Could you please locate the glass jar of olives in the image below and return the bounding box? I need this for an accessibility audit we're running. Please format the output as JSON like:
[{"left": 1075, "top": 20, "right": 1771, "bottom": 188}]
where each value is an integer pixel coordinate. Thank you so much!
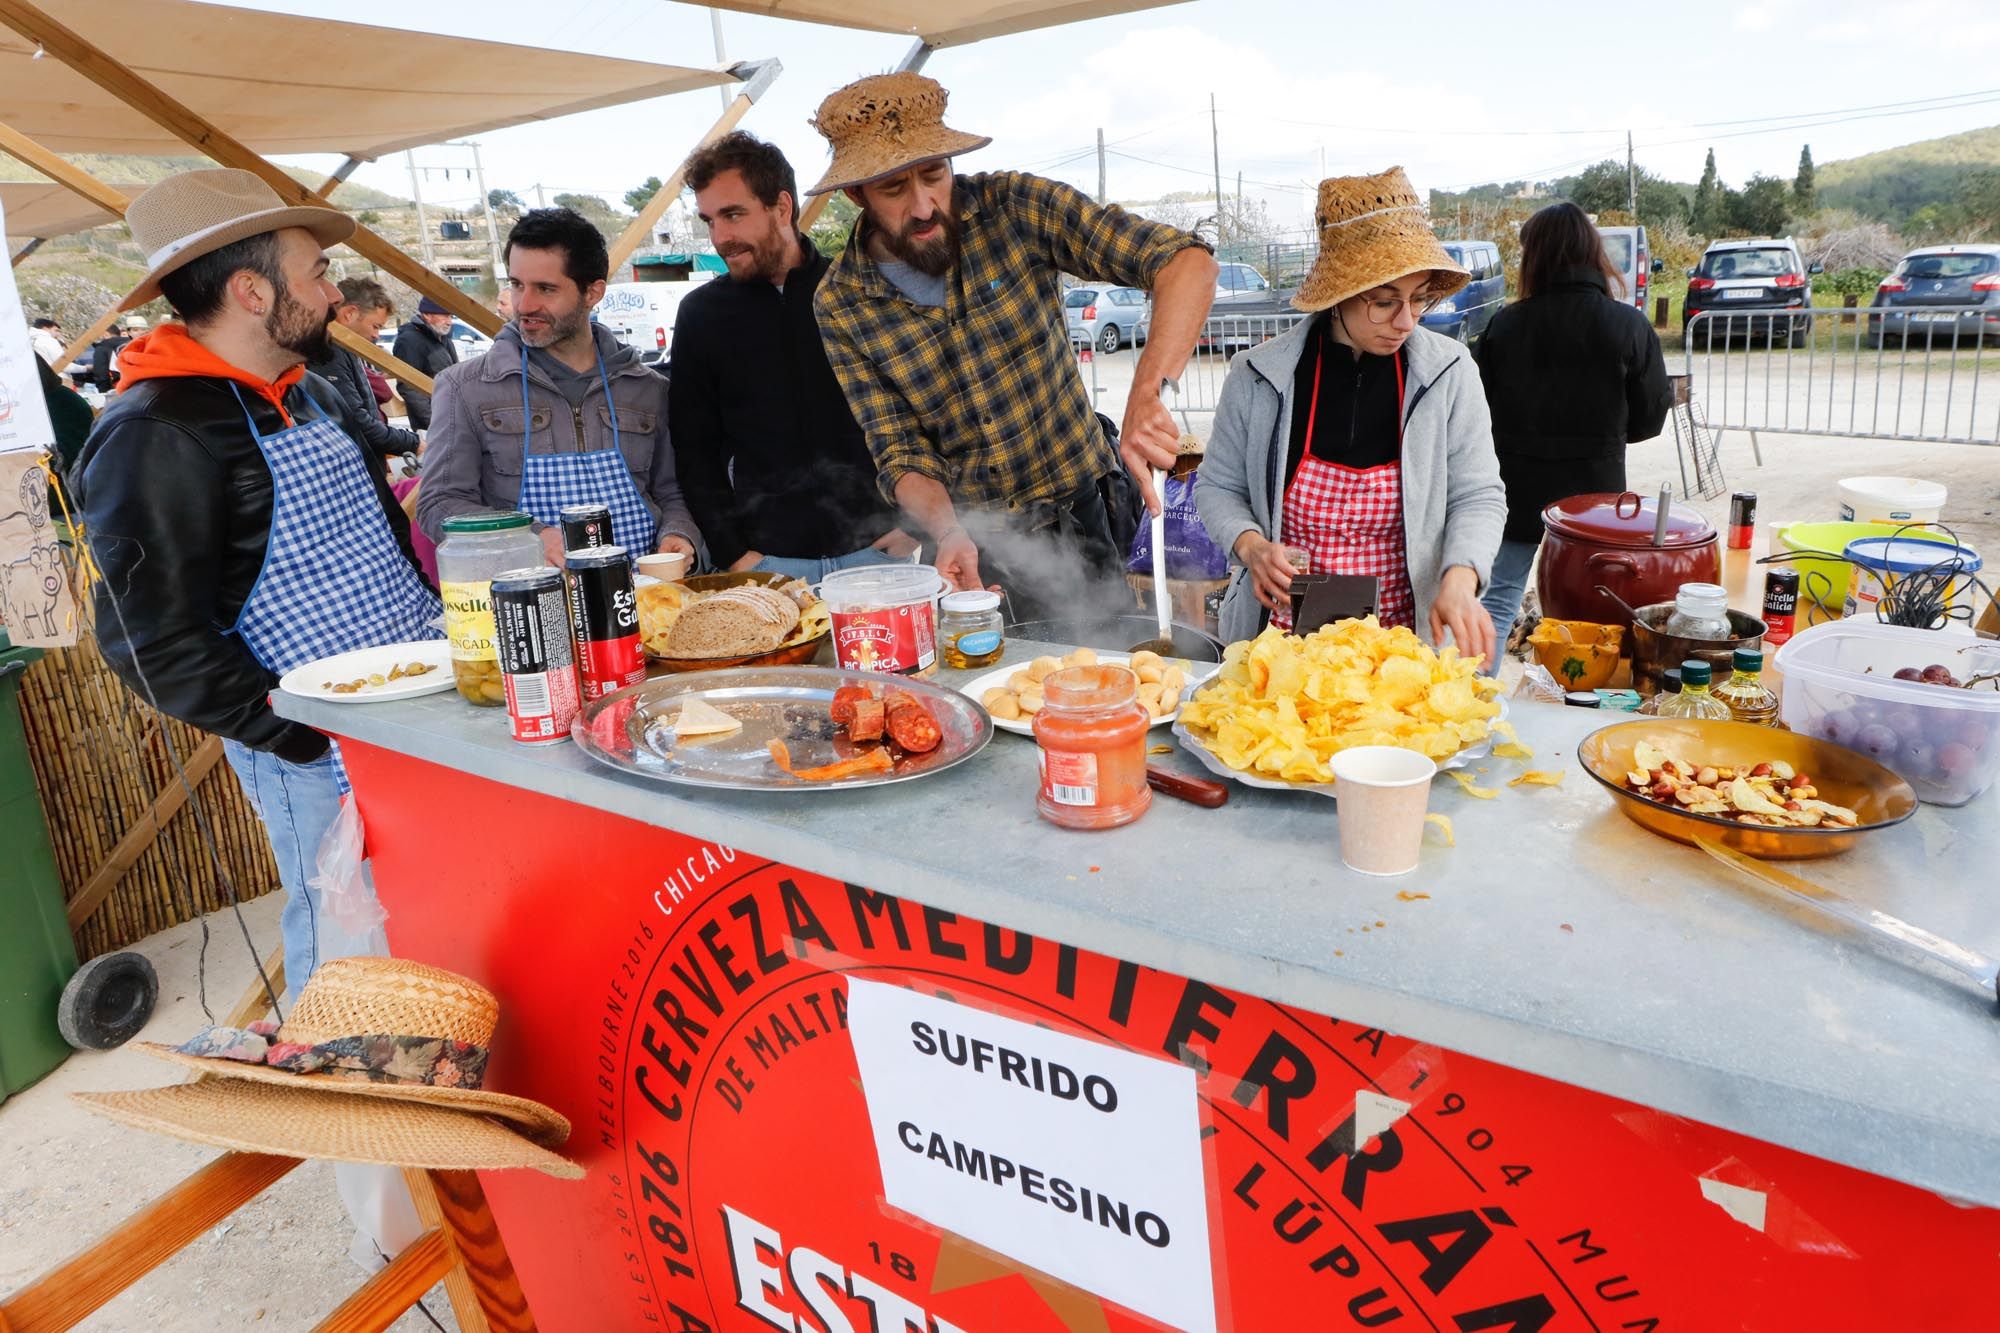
[{"left": 438, "top": 511, "right": 541, "bottom": 706}]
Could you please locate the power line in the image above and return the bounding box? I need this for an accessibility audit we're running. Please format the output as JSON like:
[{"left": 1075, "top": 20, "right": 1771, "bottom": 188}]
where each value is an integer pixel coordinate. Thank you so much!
[{"left": 1104, "top": 148, "right": 1312, "bottom": 195}]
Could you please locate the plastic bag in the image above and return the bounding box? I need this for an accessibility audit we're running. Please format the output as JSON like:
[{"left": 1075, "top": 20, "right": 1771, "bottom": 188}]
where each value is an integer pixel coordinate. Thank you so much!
[
  {"left": 309, "top": 796, "right": 389, "bottom": 962},
  {"left": 306, "top": 800, "right": 423, "bottom": 1269},
  {"left": 1128, "top": 470, "right": 1228, "bottom": 580},
  {"left": 1512, "top": 662, "right": 1568, "bottom": 705}
]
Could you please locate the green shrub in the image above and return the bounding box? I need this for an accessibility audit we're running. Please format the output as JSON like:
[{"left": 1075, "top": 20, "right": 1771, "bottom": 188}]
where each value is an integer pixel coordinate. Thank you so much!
[{"left": 1826, "top": 266, "right": 1887, "bottom": 299}]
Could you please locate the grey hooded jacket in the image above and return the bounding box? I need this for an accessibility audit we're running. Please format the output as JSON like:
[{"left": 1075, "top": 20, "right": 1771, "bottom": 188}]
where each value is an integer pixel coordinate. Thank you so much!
[
  {"left": 415, "top": 322, "right": 699, "bottom": 552},
  {"left": 1194, "top": 321, "right": 1506, "bottom": 646}
]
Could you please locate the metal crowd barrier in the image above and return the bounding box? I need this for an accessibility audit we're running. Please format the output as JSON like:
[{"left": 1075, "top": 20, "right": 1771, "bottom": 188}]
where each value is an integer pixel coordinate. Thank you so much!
[
  {"left": 1683, "top": 305, "right": 2000, "bottom": 454},
  {"left": 1173, "top": 312, "right": 1307, "bottom": 411}
]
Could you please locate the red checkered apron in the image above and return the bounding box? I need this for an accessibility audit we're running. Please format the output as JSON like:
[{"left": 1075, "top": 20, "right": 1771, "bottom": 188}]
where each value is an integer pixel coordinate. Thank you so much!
[{"left": 1272, "top": 346, "right": 1416, "bottom": 630}]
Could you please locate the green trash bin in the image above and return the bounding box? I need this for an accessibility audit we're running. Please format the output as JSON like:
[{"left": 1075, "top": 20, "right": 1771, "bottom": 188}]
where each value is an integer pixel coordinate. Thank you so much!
[{"left": 0, "top": 628, "right": 77, "bottom": 1100}]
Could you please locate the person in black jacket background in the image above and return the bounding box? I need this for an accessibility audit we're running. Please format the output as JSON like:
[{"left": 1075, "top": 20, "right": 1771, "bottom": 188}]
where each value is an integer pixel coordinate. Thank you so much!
[
  {"left": 307, "top": 275, "right": 422, "bottom": 463},
  {"left": 670, "top": 132, "right": 909, "bottom": 579},
  {"left": 1474, "top": 202, "right": 1671, "bottom": 659},
  {"left": 389, "top": 294, "right": 459, "bottom": 430}
]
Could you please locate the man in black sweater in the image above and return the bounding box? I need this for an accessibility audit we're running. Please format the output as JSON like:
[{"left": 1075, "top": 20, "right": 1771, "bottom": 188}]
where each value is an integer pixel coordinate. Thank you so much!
[
  {"left": 307, "top": 276, "right": 423, "bottom": 463},
  {"left": 389, "top": 294, "right": 458, "bottom": 430},
  {"left": 670, "top": 132, "right": 907, "bottom": 578}
]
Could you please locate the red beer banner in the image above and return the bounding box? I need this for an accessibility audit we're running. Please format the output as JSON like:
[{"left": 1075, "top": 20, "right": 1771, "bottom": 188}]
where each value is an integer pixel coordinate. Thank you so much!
[{"left": 348, "top": 742, "right": 1997, "bottom": 1333}]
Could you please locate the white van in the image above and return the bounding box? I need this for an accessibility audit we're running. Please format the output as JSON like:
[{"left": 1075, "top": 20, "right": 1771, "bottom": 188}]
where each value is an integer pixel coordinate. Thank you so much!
[
  {"left": 594, "top": 277, "right": 715, "bottom": 366},
  {"left": 1594, "top": 225, "right": 1655, "bottom": 310}
]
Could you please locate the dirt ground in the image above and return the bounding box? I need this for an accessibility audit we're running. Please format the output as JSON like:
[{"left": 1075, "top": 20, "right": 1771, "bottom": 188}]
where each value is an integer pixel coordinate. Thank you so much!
[{"left": 0, "top": 894, "right": 458, "bottom": 1332}]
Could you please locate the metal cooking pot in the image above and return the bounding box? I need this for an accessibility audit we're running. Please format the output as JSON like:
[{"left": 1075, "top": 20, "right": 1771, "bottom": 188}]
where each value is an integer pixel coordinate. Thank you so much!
[
  {"left": 1007, "top": 616, "right": 1225, "bottom": 663},
  {"left": 1538, "top": 491, "right": 1721, "bottom": 631},
  {"left": 1627, "top": 603, "right": 1767, "bottom": 696}
]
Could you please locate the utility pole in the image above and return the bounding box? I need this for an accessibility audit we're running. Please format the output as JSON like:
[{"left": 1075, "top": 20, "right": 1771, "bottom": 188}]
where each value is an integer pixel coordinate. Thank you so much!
[
  {"left": 1210, "top": 92, "right": 1224, "bottom": 248},
  {"left": 405, "top": 151, "right": 435, "bottom": 268},
  {"left": 534, "top": 182, "right": 546, "bottom": 208},
  {"left": 467, "top": 141, "right": 503, "bottom": 283},
  {"left": 1096, "top": 127, "right": 1106, "bottom": 205},
  {"left": 1627, "top": 130, "right": 1638, "bottom": 218},
  {"left": 710, "top": 10, "right": 730, "bottom": 113}
]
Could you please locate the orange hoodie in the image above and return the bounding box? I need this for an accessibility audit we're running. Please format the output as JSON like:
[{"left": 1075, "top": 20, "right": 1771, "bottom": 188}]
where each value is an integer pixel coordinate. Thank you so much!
[{"left": 115, "top": 324, "right": 305, "bottom": 426}]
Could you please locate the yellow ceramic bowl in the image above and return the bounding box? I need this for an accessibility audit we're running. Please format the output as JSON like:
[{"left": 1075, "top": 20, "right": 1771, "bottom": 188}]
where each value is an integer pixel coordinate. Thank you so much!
[
  {"left": 1528, "top": 618, "right": 1624, "bottom": 692},
  {"left": 1578, "top": 718, "right": 1917, "bottom": 859}
]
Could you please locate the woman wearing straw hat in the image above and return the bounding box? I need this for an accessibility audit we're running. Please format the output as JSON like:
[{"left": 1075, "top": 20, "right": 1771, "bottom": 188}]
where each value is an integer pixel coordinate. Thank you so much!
[{"left": 1196, "top": 168, "right": 1506, "bottom": 662}]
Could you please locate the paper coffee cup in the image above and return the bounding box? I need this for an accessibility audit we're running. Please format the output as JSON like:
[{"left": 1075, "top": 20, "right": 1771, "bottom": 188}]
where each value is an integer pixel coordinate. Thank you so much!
[
  {"left": 1330, "top": 746, "right": 1437, "bottom": 877},
  {"left": 636, "top": 552, "right": 690, "bottom": 582}
]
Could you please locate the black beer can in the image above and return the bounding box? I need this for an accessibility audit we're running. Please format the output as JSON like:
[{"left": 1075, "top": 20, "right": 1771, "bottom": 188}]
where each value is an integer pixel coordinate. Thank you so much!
[
  {"left": 565, "top": 545, "right": 644, "bottom": 700},
  {"left": 492, "top": 567, "right": 579, "bottom": 744},
  {"left": 560, "top": 502, "right": 615, "bottom": 554},
  {"left": 1762, "top": 566, "right": 1801, "bottom": 647},
  {"left": 1728, "top": 492, "right": 1757, "bottom": 550}
]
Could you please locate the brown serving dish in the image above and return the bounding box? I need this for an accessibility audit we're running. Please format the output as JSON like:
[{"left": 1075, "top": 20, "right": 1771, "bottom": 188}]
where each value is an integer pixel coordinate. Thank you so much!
[
  {"left": 645, "top": 571, "right": 832, "bottom": 674},
  {"left": 1578, "top": 717, "right": 1917, "bottom": 859}
]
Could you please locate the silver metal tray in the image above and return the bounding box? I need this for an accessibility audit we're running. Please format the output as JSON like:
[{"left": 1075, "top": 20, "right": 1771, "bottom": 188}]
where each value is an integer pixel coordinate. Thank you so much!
[{"left": 571, "top": 666, "right": 993, "bottom": 792}]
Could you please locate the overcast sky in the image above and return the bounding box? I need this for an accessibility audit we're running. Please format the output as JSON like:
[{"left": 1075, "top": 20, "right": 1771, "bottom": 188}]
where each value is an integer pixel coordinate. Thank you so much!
[{"left": 228, "top": 0, "right": 2000, "bottom": 237}]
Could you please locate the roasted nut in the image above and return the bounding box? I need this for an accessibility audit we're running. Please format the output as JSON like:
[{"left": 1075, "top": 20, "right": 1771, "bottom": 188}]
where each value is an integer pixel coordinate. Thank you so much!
[
  {"left": 1696, "top": 766, "right": 1720, "bottom": 787},
  {"left": 1750, "top": 762, "right": 1774, "bottom": 778}
]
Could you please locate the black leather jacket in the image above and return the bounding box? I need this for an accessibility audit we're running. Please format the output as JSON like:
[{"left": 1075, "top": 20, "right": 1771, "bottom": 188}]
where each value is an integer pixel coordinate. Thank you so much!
[
  {"left": 71, "top": 373, "right": 425, "bottom": 762},
  {"left": 308, "top": 343, "right": 421, "bottom": 460},
  {"left": 389, "top": 318, "right": 458, "bottom": 430}
]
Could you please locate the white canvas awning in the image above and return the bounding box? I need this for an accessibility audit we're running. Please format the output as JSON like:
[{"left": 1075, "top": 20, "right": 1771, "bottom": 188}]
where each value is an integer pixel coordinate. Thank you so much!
[
  {"left": 688, "top": 0, "right": 1185, "bottom": 47},
  {"left": 0, "top": 0, "right": 738, "bottom": 160},
  {"left": 0, "top": 179, "right": 141, "bottom": 240}
]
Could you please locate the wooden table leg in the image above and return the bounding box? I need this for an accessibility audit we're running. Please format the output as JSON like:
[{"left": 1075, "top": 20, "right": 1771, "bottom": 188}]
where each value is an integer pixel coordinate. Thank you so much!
[
  {"left": 403, "top": 1168, "right": 491, "bottom": 1333},
  {"left": 0, "top": 1152, "right": 299, "bottom": 1333},
  {"left": 310, "top": 1230, "right": 452, "bottom": 1333},
  {"left": 424, "top": 1169, "right": 536, "bottom": 1333}
]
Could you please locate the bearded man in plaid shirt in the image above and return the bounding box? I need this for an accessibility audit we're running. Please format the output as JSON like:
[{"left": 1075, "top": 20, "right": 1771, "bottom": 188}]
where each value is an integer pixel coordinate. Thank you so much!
[{"left": 808, "top": 72, "right": 1217, "bottom": 622}]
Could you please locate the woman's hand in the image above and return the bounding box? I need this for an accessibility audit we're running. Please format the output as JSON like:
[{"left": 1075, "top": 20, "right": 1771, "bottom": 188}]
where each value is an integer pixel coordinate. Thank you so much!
[
  {"left": 1234, "top": 531, "right": 1295, "bottom": 613},
  {"left": 1429, "top": 565, "right": 1496, "bottom": 666}
]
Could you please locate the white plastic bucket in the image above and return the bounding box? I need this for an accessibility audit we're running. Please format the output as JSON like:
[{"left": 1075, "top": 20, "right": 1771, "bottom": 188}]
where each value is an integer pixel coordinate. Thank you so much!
[
  {"left": 820, "top": 563, "right": 946, "bottom": 677},
  {"left": 1841, "top": 536, "right": 1983, "bottom": 621},
  {"left": 1837, "top": 476, "right": 1947, "bottom": 525}
]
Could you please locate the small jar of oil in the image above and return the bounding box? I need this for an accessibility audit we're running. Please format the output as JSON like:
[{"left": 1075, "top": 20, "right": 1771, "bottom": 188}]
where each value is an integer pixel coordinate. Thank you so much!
[{"left": 940, "top": 590, "right": 1005, "bottom": 669}]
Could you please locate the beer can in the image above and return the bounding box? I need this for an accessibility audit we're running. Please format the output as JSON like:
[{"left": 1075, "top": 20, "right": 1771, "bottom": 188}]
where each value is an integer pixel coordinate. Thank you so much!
[
  {"left": 565, "top": 545, "right": 645, "bottom": 700},
  {"left": 492, "top": 567, "right": 580, "bottom": 745},
  {"left": 560, "top": 502, "right": 614, "bottom": 554},
  {"left": 1761, "top": 566, "right": 1801, "bottom": 647},
  {"left": 1728, "top": 492, "right": 1757, "bottom": 550}
]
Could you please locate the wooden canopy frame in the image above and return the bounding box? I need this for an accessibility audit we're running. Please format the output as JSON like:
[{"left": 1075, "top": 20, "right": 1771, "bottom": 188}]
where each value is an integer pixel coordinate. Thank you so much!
[{"left": 0, "top": 0, "right": 781, "bottom": 387}]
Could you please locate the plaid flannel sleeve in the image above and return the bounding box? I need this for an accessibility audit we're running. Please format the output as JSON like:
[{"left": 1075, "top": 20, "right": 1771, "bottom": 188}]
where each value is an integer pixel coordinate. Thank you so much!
[
  {"left": 1001, "top": 171, "right": 1208, "bottom": 291},
  {"left": 816, "top": 292, "right": 944, "bottom": 504}
]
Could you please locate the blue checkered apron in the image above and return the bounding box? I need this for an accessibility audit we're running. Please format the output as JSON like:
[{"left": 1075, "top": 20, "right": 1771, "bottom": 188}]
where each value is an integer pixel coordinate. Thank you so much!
[
  {"left": 228, "top": 384, "right": 444, "bottom": 789},
  {"left": 511, "top": 344, "right": 658, "bottom": 555}
]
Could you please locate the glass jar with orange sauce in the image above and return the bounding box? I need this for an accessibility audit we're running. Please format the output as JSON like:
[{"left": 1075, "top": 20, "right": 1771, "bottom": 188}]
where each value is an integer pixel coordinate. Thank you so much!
[{"left": 1031, "top": 664, "right": 1152, "bottom": 829}]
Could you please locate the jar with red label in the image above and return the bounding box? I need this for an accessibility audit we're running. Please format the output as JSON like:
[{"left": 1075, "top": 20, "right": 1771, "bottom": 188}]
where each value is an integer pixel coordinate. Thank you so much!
[{"left": 1032, "top": 665, "right": 1152, "bottom": 830}]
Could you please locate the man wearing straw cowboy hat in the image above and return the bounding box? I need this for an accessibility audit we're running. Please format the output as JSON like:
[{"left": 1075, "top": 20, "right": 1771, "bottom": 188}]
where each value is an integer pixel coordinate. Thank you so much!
[
  {"left": 73, "top": 169, "right": 440, "bottom": 1002},
  {"left": 1195, "top": 167, "right": 1505, "bottom": 662},
  {"left": 808, "top": 72, "right": 1218, "bottom": 621}
]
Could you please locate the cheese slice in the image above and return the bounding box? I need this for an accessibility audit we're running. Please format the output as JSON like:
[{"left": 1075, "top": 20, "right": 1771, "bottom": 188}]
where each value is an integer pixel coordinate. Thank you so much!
[{"left": 674, "top": 697, "right": 743, "bottom": 739}]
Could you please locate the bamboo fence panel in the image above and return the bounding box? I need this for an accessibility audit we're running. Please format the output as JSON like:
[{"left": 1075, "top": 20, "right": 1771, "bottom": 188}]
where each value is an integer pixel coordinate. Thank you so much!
[{"left": 15, "top": 622, "right": 279, "bottom": 960}]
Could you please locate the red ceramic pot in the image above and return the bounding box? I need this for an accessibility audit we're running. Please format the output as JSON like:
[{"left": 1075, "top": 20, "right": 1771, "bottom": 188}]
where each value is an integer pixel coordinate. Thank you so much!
[{"left": 1537, "top": 492, "right": 1720, "bottom": 630}]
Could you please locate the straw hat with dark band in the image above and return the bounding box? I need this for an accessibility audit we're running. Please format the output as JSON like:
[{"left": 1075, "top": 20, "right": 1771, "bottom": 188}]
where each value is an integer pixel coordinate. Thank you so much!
[
  {"left": 75, "top": 957, "right": 580, "bottom": 1178},
  {"left": 807, "top": 72, "right": 992, "bottom": 196},
  {"left": 123, "top": 167, "right": 354, "bottom": 310},
  {"left": 1292, "top": 166, "right": 1469, "bottom": 314}
]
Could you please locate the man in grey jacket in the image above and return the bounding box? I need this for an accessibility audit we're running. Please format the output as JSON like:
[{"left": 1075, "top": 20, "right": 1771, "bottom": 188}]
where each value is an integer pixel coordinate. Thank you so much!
[{"left": 416, "top": 208, "right": 699, "bottom": 565}]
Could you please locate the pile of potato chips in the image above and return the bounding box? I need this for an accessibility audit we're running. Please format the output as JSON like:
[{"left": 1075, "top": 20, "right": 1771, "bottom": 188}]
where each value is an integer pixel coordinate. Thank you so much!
[{"left": 1179, "top": 619, "right": 1503, "bottom": 783}]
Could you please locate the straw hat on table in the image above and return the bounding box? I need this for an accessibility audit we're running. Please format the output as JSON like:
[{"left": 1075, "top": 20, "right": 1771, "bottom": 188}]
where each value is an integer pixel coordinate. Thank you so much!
[
  {"left": 1292, "top": 166, "right": 1470, "bottom": 314},
  {"left": 806, "top": 72, "right": 992, "bottom": 196},
  {"left": 74, "top": 956, "right": 581, "bottom": 1179},
  {"left": 121, "top": 167, "right": 354, "bottom": 311}
]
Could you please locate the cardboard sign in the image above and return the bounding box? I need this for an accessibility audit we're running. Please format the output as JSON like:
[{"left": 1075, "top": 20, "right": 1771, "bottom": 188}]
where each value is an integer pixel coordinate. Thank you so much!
[
  {"left": 0, "top": 200, "right": 57, "bottom": 458},
  {"left": 849, "top": 977, "right": 1216, "bottom": 1333},
  {"left": 0, "top": 450, "right": 76, "bottom": 646}
]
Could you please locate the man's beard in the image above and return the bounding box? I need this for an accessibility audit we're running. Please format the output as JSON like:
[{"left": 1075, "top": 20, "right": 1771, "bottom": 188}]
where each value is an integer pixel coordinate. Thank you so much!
[
  {"left": 275, "top": 288, "right": 331, "bottom": 361},
  {"left": 720, "top": 222, "right": 791, "bottom": 285},
  {"left": 877, "top": 198, "right": 960, "bottom": 278},
  {"left": 515, "top": 303, "right": 589, "bottom": 350}
]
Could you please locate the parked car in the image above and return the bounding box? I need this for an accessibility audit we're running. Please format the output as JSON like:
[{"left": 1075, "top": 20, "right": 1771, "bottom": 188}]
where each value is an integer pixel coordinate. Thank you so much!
[
  {"left": 1867, "top": 245, "right": 2000, "bottom": 348},
  {"left": 1684, "top": 238, "right": 1821, "bottom": 346},
  {"left": 1064, "top": 285, "right": 1151, "bottom": 353},
  {"left": 1596, "top": 225, "right": 1662, "bottom": 311},
  {"left": 1211, "top": 262, "right": 1275, "bottom": 307},
  {"left": 1420, "top": 240, "right": 1504, "bottom": 344},
  {"left": 376, "top": 318, "right": 494, "bottom": 362},
  {"left": 595, "top": 278, "right": 715, "bottom": 366}
]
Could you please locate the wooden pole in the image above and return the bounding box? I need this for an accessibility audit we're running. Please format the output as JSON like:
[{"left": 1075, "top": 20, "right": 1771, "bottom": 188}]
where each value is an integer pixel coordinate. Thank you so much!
[
  {"left": 49, "top": 305, "right": 122, "bottom": 377},
  {"left": 0, "top": 1153, "right": 299, "bottom": 1332},
  {"left": 329, "top": 321, "right": 434, "bottom": 398},
  {"left": 605, "top": 58, "right": 780, "bottom": 274},
  {"left": 0, "top": 119, "right": 131, "bottom": 215},
  {"left": 9, "top": 236, "right": 41, "bottom": 266},
  {"left": 65, "top": 734, "right": 223, "bottom": 930},
  {"left": 310, "top": 1230, "right": 454, "bottom": 1333},
  {"left": 0, "top": 0, "right": 501, "bottom": 336}
]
